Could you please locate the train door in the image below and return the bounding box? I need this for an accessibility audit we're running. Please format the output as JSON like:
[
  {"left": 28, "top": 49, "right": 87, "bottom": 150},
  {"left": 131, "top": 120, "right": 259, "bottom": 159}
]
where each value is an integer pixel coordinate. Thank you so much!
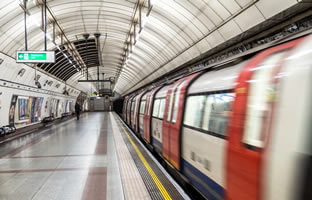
[
  {"left": 162, "top": 73, "right": 200, "bottom": 170},
  {"left": 143, "top": 94, "right": 151, "bottom": 142},
  {"left": 226, "top": 39, "right": 302, "bottom": 200},
  {"left": 134, "top": 91, "right": 146, "bottom": 134},
  {"left": 123, "top": 96, "right": 128, "bottom": 120},
  {"left": 132, "top": 96, "right": 138, "bottom": 130},
  {"left": 130, "top": 98, "right": 136, "bottom": 127},
  {"left": 127, "top": 96, "right": 134, "bottom": 125},
  {"left": 143, "top": 87, "right": 160, "bottom": 143}
]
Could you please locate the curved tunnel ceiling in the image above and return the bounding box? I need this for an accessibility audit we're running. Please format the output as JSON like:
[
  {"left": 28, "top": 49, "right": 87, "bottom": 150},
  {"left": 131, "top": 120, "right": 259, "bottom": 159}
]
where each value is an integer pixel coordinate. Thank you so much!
[{"left": 0, "top": 0, "right": 304, "bottom": 95}]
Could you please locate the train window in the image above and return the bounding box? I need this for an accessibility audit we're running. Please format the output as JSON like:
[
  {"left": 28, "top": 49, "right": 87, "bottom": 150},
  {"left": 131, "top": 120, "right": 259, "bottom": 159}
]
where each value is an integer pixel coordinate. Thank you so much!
[
  {"left": 148, "top": 97, "right": 153, "bottom": 116},
  {"left": 145, "top": 98, "right": 150, "bottom": 115},
  {"left": 131, "top": 102, "right": 135, "bottom": 111},
  {"left": 128, "top": 102, "right": 131, "bottom": 111},
  {"left": 135, "top": 100, "right": 140, "bottom": 113},
  {"left": 152, "top": 99, "right": 160, "bottom": 118},
  {"left": 243, "top": 51, "right": 286, "bottom": 148},
  {"left": 140, "top": 101, "right": 146, "bottom": 115},
  {"left": 134, "top": 99, "right": 139, "bottom": 122},
  {"left": 184, "top": 95, "right": 207, "bottom": 129},
  {"left": 167, "top": 89, "right": 176, "bottom": 122},
  {"left": 203, "top": 93, "right": 235, "bottom": 136},
  {"left": 158, "top": 99, "right": 166, "bottom": 119},
  {"left": 172, "top": 81, "right": 187, "bottom": 123}
]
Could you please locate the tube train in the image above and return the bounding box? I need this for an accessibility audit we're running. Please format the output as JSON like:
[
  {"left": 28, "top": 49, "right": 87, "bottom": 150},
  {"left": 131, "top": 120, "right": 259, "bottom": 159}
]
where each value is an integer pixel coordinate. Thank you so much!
[{"left": 122, "top": 35, "right": 312, "bottom": 200}]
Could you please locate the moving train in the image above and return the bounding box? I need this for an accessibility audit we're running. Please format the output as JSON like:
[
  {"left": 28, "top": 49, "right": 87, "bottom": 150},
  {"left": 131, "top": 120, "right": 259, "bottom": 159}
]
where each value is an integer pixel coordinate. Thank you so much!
[{"left": 122, "top": 35, "right": 312, "bottom": 200}]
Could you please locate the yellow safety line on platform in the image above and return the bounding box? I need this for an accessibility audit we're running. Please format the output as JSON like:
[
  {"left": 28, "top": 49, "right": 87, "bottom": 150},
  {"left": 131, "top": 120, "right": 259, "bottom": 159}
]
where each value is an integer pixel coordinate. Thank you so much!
[{"left": 116, "top": 117, "right": 173, "bottom": 200}]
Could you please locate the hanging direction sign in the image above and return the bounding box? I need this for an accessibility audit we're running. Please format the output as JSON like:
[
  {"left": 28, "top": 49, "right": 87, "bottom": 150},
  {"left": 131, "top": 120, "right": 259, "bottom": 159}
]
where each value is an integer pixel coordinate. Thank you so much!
[{"left": 16, "top": 51, "right": 55, "bottom": 63}]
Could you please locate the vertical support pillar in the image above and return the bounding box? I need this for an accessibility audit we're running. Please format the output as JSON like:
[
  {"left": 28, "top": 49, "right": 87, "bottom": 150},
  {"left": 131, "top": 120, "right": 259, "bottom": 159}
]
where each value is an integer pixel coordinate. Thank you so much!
[
  {"left": 134, "top": 23, "right": 137, "bottom": 44},
  {"left": 130, "top": 35, "right": 133, "bottom": 53},
  {"left": 94, "top": 33, "right": 101, "bottom": 82},
  {"left": 83, "top": 34, "right": 90, "bottom": 81},
  {"left": 24, "top": 0, "right": 28, "bottom": 51},
  {"left": 52, "top": 22, "right": 56, "bottom": 43},
  {"left": 41, "top": 4, "right": 44, "bottom": 30},
  {"left": 139, "top": 5, "right": 142, "bottom": 31},
  {"left": 44, "top": 0, "right": 47, "bottom": 51},
  {"left": 148, "top": 0, "right": 153, "bottom": 13}
]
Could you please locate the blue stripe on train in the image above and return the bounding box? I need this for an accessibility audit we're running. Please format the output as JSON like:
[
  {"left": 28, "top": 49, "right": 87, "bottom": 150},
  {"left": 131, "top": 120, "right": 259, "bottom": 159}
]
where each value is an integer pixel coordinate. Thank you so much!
[
  {"left": 151, "top": 137, "right": 162, "bottom": 155},
  {"left": 181, "top": 159, "right": 224, "bottom": 200}
]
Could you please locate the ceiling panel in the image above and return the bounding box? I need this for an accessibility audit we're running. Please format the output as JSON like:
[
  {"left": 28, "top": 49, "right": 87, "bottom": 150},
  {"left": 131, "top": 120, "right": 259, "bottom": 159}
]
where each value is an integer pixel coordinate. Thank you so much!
[{"left": 0, "top": 0, "right": 304, "bottom": 95}]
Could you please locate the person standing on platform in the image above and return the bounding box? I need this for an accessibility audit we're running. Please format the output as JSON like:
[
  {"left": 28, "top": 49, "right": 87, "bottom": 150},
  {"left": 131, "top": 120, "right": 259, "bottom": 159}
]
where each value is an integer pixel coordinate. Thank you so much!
[{"left": 75, "top": 102, "right": 81, "bottom": 120}]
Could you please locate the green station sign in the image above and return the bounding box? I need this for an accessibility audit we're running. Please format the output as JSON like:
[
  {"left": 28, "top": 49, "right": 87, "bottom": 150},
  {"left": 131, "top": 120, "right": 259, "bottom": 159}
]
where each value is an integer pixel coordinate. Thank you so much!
[
  {"left": 16, "top": 51, "right": 55, "bottom": 63},
  {"left": 18, "top": 53, "right": 47, "bottom": 60}
]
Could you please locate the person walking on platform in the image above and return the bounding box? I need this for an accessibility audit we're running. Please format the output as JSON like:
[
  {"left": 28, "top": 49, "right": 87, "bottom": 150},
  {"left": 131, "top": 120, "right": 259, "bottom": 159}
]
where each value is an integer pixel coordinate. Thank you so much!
[{"left": 75, "top": 102, "right": 81, "bottom": 120}]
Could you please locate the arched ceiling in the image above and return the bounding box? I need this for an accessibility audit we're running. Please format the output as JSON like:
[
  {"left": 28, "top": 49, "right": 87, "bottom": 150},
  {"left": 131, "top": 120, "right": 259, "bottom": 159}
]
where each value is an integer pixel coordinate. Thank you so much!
[{"left": 0, "top": 0, "right": 304, "bottom": 95}]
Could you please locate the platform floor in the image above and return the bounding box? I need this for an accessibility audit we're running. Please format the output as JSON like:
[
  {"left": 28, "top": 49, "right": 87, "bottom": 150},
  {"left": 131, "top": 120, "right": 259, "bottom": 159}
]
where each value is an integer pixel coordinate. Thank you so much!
[{"left": 0, "top": 112, "right": 189, "bottom": 200}]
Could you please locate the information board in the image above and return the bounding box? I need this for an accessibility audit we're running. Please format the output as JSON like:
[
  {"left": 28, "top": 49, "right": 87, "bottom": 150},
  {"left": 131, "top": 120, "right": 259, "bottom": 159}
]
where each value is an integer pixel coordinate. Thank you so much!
[{"left": 16, "top": 51, "right": 55, "bottom": 63}]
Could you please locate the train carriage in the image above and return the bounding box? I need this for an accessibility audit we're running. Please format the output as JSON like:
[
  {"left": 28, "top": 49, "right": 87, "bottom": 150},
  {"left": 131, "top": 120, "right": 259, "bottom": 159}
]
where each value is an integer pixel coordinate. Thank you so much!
[
  {"left": 180, "top": 63, "right": 246, "bottom": 200},
  {"left": 123, "top": 96, "right": 129, "bottom": 120},
  {"left": 226, "top": 38, "right": 306, "bottom": 200},
  {"left": 130, "top": 95, "right": 137, "bottom": 128},
  {"left": 261, "top": 36, "right": 312, "bottom": 200},
  {"left": 162, "top": 73, "right": 201, "bottom": 170},
  {"left": 121, "top": 35, "right": 312, "bottom": 200},
  {"left": 126, "top": 95, "right": 135, "bottom": 125},
  {"left": 132, "top": 90, "right": 147, "bottom": 134},
  {"left": 143, "top": 87, "right": 161, "bottom": 143},
  {"left": 150, "top": 85, "right": 171, "bottom": 155},
  {"left": 139, "top": 90, "right": 151, "bottom": 138}
]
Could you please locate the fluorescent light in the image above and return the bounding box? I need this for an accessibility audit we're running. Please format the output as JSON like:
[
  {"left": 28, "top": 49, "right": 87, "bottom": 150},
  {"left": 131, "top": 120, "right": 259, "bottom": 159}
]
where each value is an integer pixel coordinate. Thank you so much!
[
  {"left": 135, "top": 33, "right": 140, "bottom": 41},
  {"left": 46, "top": 33, "right": 52, "bottom": 41},
  {"left": 142, "top": 16, "right": 149, "bottom": 28},
  {"left": 28, "top": 15, "right": 41, "bottom": 27},
  {"left": 150, "top": 0, "right": 155, "bottom": 6},
  {"left": 16, "top": 0, "right": 23, "bottom": 6}
]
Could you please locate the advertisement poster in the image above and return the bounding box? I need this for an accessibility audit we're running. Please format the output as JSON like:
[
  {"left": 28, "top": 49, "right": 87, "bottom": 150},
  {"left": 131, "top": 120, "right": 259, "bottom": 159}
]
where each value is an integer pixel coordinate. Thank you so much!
[
  {"left": 45, "top": 99, "right": 48, "bottom": 114},
  {"left": 18, "top": 97, "right": 29, "bottom": 120},
  {"left": 49, "top": 99, "right": 54, "bottom": 117},
  {"left": 27, "top": 97, "right": 33, "bottom": 121},
  {"left": 34, "top": 98, "right": 40, "bottom": 122},
  {"left": 51, "top": 99, "right": 56, "bottom": 117},
  {"left": 9, "top": 95, "right": 18, "bottom": 126},
  {"left": 31, "top": 97, "right": 36, "bottom": 123},
  {"left": 55, "top": 100, "right": 59, "bottom": 117},
  {"left": 38, "top": 98, "right": 44, "bottom": 120},
  {"left": 68, "top": 101, "right": 72, "bottom": 112},
  {"left": 65, "top": 101, "right": 68, "bottom": 113}
]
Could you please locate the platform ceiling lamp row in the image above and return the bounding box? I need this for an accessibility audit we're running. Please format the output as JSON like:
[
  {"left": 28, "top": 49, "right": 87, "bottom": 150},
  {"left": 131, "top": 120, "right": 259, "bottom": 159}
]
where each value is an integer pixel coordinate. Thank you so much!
[{"left": 116, "top": 0, "right": 156, "bottom": 83}]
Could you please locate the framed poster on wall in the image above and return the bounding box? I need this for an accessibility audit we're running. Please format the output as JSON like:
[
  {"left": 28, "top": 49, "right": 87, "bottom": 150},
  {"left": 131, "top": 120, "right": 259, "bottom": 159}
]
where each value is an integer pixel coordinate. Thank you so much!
[
  {"left": 27, "top": 97, "right": 33, "bottom": 121},
  {"left": 55, "top": 100, "right": 59, "bottom": 118},
  {"left": 38, "top": 98, "right": 44, "bottom": 120},
  {"left": 9, "top": 95, "right": 18, "bottom": 126},
  {"left": 18, "top": 96, "right": 29, "bottom": 121},
  {"left": 31, "top": 97, "right": 36, "bottom": 123}
]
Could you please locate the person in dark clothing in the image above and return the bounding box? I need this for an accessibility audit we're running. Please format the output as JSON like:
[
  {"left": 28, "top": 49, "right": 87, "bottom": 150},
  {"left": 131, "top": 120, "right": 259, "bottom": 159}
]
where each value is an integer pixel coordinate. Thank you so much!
[{"left": 75, "top": 102, "right": 81, "bottom": 120}]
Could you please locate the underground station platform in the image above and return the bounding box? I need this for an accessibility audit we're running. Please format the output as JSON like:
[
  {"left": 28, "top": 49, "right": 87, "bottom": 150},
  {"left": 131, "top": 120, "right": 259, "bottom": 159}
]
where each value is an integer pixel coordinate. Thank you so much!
[{"left": 0, "top": 112, "right": 190, "bottom": 200}]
